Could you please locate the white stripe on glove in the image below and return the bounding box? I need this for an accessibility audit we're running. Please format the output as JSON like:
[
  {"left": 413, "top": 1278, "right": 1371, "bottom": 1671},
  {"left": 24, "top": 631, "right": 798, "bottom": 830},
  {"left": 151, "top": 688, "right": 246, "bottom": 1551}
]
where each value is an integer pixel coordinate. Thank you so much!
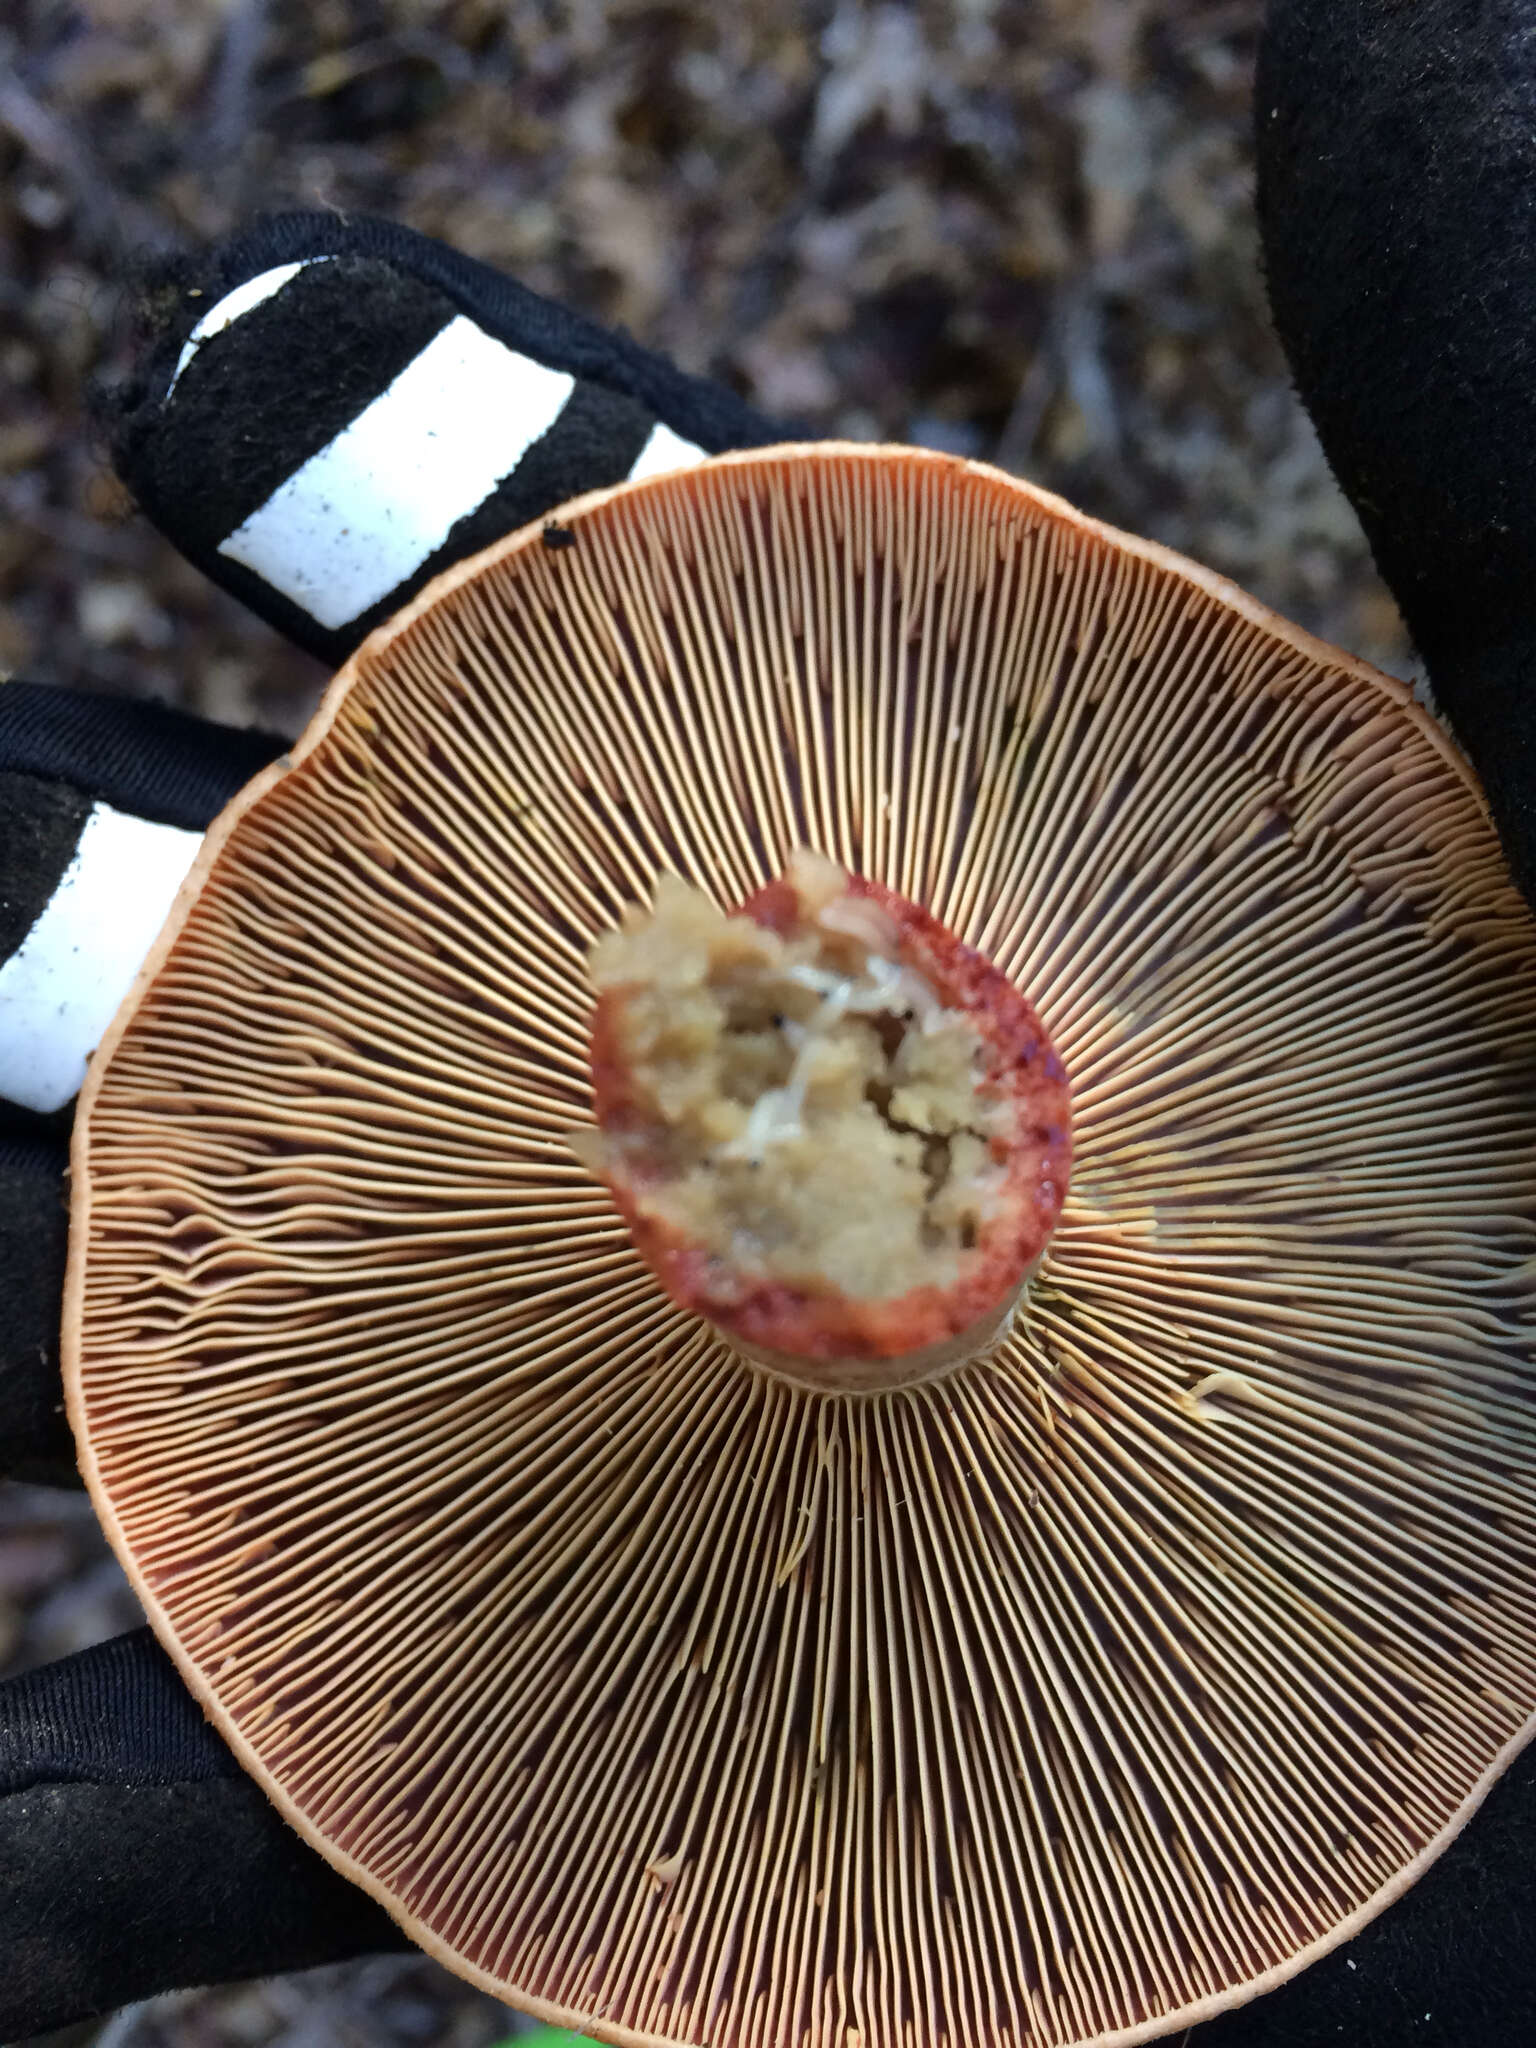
[
  {"left": 217, "top": 315, "right": 577, "bottom": 631},
  {"left": 0, "top": 804, "right": 202, "bottom": 1115}
]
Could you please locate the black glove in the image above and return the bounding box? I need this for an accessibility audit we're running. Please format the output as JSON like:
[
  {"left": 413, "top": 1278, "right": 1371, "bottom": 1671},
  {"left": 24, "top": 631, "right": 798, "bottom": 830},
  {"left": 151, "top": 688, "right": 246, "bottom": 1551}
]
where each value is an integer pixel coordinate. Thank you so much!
[
  {"left": 1208, "top": 10, "right": 1536, "bottom": 2040},
  {"left": 0, "top": 209, "right": 783, "bottom": 2036},
  {"left": 1255, "top": 0, "right": 1536, "bottom": 911}
]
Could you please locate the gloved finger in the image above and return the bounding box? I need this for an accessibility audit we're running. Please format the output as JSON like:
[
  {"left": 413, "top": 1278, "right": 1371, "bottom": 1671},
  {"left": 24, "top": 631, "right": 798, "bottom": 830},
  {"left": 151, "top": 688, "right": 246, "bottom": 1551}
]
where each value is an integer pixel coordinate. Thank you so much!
[
  {"left": 0, "top": 680, "right": 287, "bottom": 1121},
  {"left": 0, "top": 1628, "right": 409, "bottom": 2036},
  {"left": 0, "top": 1132, "right": 71, "bottom": 1481},
  {"left": 1255, "top": 0, "right": 1536, "bottom": 907},
  {"left": 105, "top": 211, "right": 793, "bottom": 670},
  {"left": 0, "top": 680, "right": 287, "bottom": 1479}
]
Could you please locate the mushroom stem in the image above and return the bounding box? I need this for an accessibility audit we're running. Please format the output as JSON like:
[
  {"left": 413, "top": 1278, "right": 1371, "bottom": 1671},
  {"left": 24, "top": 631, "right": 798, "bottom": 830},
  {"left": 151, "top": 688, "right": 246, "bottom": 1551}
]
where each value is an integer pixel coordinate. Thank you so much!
[
  {"left": 576, "top": 850, "right": 1071, "bottom": 1392},
  {"left": 730, "top": 1283, "right": 1028, "bottom": 1393}
]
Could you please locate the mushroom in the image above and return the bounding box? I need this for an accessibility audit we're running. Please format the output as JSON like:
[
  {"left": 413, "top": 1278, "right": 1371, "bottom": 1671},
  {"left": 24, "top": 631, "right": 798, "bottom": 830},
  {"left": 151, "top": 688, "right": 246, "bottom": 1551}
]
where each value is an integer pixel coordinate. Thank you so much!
[{"left": 65, "top": 446, "right": 1536, "bottom": 2048}]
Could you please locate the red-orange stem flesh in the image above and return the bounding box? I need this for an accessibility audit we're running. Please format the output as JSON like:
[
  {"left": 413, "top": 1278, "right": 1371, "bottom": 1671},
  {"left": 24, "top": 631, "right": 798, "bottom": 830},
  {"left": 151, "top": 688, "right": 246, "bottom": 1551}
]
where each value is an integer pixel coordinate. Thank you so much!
[{"left": 575, "top": 851, "right": 1071, "bottom": 1391}]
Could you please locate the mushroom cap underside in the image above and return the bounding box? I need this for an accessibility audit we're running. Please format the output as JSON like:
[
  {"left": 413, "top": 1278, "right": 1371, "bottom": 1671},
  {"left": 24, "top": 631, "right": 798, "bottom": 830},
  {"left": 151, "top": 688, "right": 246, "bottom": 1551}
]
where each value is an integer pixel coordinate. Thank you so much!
[{"left": 66, "top": 446, "right": 1536, "bottom": 2048}]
